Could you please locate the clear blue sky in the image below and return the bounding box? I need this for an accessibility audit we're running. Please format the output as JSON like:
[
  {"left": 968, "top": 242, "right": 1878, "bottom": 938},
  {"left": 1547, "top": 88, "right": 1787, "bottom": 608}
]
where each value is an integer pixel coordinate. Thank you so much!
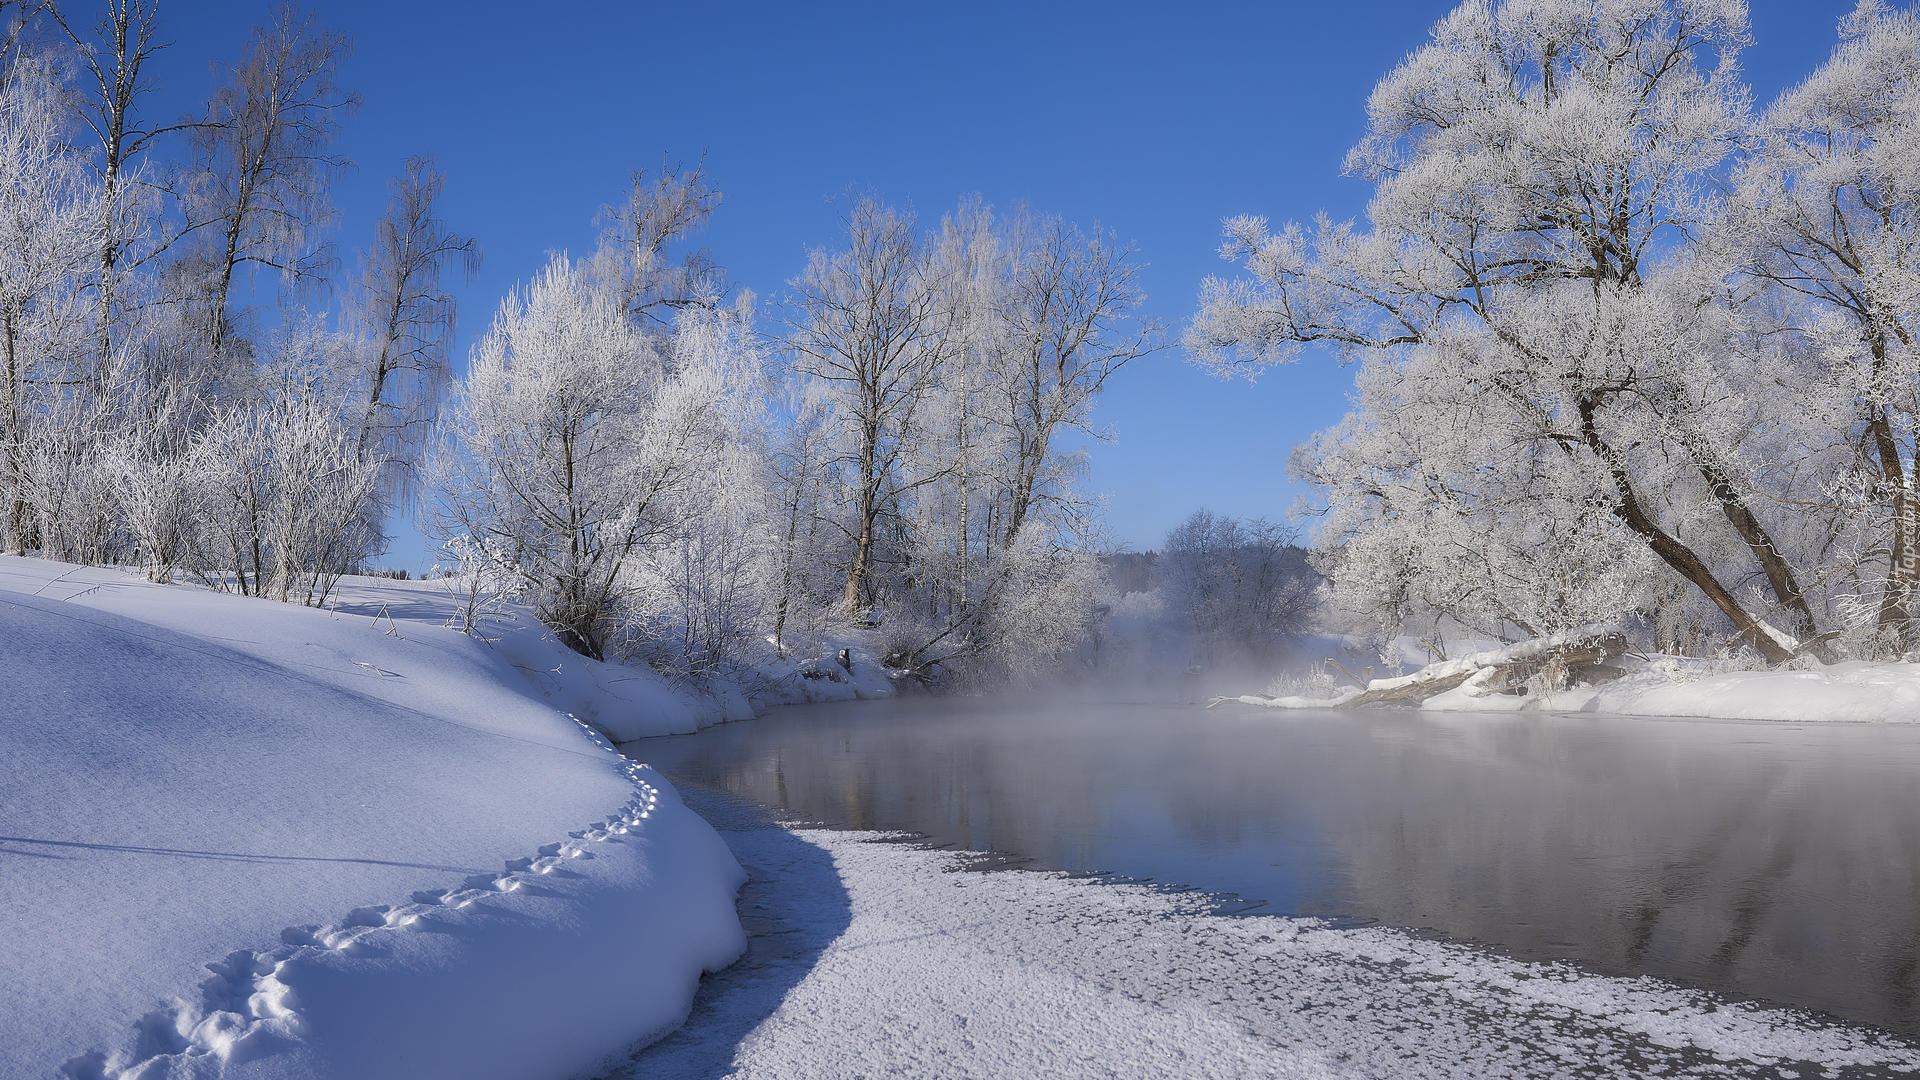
[{"left": 146, "top": 1, "right": 1858, "bottom": 571}]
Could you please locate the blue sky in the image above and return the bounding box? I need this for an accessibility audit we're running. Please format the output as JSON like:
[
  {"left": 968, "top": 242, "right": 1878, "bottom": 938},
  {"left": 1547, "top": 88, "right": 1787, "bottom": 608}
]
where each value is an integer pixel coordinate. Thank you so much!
[{"left": 148, "top": 1, "right": 1858, "bottom": 571}]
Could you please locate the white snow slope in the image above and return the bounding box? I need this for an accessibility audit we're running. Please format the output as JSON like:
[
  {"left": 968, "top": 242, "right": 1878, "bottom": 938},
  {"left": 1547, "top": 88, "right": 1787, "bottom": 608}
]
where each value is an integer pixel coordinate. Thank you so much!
[{"left": 0, "top": 556, "right": 747, "bottom": 1079}]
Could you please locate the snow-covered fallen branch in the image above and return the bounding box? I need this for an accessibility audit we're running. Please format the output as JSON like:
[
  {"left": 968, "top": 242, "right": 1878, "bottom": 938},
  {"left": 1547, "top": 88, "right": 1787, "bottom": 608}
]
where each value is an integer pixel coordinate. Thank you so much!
[{"left": 1214, "top": 625, "right": 1627, "bottom": 710}]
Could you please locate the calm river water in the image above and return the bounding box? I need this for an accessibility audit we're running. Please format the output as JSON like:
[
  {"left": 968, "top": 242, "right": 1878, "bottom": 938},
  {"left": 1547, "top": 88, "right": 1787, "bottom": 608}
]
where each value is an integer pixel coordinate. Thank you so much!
[{"left": 629, "top": 697, "right": 1920, "bottom": 1034}]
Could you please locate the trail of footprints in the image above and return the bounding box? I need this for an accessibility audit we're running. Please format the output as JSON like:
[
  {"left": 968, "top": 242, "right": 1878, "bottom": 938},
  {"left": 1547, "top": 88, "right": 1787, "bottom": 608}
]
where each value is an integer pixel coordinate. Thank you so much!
[{"left": 70, "top": 716, "right": 659, "bottom": 1080}]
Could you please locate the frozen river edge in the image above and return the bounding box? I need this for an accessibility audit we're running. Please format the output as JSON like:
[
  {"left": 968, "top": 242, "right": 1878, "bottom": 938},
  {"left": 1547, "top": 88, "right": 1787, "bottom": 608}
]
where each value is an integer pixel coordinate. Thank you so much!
[{"left": 614, "top": 785, "right": 1920, "bottom": 1080}]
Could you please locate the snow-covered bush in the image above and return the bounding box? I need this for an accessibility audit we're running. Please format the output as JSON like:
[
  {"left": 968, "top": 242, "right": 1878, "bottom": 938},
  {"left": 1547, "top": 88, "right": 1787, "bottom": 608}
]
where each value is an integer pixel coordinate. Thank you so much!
[
  {"left": 256, "top": 340, "right": 381, "bottom": 605},
  {"left": 433, "top": 532, "right": 520, "bottom": 638}
]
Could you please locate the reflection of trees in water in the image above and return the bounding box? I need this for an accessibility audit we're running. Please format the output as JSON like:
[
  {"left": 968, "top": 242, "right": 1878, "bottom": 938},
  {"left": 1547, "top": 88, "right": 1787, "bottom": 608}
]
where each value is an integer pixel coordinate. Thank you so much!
[
  {"left": 1322, "top": 718, "right": 1920, "bottom": 1030},
  {"left": 647, "top": 702, "right": 1920, "bottom": 1033}
]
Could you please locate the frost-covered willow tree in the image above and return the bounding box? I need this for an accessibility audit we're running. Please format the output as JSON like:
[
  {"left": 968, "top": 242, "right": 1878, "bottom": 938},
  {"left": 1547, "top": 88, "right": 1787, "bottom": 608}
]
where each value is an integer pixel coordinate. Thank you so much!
[{"left": 1192, "top": 0, "right": 1838, "bottom": 663}]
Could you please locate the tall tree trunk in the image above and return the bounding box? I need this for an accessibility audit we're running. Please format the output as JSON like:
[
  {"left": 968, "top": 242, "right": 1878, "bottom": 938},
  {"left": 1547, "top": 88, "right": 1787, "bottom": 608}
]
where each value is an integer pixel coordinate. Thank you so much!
[
  {"left": 1579, "top": 399, "right": 1792, "bottom": 664},
  {"left": 1695, "top": 458, "right": 1825, "bottom": 651},
  {"left": 3, "top": 311, "right": 23, "bottom": 553},
  {"left": 1868, "top": 333, "right": 1918, "bottom": 650},
  {"left": 846, "top": 418, "right": 879, "bottom": 618}
]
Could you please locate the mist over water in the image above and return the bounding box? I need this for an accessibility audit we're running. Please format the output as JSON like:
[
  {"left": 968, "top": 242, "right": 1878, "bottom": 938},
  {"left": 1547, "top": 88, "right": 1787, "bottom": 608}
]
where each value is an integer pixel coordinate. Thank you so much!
[{"left": 633, "top": 698, "right": 1920, "bottom": 1035}]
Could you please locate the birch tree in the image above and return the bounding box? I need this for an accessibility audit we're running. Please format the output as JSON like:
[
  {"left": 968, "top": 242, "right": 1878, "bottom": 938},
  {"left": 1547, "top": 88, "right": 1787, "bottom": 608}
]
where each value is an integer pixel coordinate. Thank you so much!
[
  {"left": 596, "top": 159, "right": 723, "bottom": 331},
  {"left": 52, "top": 0, "right": 175, "bottom": 368},
  {"left": 345, "top": 157, "right": 478, "bottom": 510},
  {"left": 180, "top": 3, "right": 355, "bottom": 361}
]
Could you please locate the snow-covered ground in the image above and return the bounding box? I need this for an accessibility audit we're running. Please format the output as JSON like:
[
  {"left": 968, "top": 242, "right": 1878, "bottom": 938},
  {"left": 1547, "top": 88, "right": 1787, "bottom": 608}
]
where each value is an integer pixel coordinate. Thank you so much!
[
  {"left": 0, "top": 556, "right": 747, "bottom": 1079},
  {"left": 616, "top": 789, "right": 1920, "bottom": 1080}
]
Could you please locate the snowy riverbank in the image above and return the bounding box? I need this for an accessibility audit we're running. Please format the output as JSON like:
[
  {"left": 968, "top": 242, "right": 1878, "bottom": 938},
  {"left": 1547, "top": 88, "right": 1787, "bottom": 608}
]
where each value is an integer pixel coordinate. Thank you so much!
[
  {"left": 611, "top": 787, "right": 1920, "bottom": 1079},
  {"left": 1437, "top": 655, "right": 1920, "bottom": 722},
  {"left": 1227, "top": 634, "right": 1920, "bottom": 724},
  {"left": 0, "top": 556, "right": 754, "bottom": 1078}
]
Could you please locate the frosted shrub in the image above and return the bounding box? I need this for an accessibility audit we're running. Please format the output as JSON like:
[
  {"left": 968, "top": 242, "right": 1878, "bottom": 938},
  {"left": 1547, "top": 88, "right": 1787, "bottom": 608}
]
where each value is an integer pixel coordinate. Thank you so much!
[
  {"left": 434, "top": 534, "right": 519, "bottom": 639},
  {"left": 102, "top": 431, "right": 197, "bottom": 583}
]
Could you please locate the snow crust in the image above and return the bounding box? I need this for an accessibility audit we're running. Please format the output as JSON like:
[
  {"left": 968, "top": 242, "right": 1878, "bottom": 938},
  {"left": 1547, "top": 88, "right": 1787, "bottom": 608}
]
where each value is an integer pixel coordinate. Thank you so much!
[
  {"left": 622, "top": 792, "right": 1920, "bottom": 1079},
  {"left": 0, "top": 556, "right": 747, "bottom": 1078}
]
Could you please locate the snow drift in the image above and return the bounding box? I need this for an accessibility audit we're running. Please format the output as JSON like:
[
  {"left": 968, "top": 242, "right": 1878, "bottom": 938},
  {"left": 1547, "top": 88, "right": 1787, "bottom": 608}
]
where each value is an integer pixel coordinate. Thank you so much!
[{"left": 0, "top": 556, "right": 747, "bottom": 1078}]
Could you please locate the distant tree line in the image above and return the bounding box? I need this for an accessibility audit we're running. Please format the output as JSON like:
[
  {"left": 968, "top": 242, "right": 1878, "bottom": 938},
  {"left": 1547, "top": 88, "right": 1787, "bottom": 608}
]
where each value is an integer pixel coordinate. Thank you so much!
[{"left": 1097, "top": 510, "right": 1320, "bottom": 671}]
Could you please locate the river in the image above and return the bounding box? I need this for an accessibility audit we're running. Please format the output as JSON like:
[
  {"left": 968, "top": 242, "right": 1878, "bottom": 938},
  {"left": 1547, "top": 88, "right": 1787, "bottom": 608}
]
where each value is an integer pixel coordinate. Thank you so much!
[{"left": 629, "top": 696, "right": 1920, "bottom": 1035}]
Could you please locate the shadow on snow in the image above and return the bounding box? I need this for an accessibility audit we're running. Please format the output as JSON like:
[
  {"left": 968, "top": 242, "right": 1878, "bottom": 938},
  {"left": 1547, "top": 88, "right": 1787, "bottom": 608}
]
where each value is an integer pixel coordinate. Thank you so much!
[{"left": 601, "top": 783, "right": 854, "bottom": 1079}]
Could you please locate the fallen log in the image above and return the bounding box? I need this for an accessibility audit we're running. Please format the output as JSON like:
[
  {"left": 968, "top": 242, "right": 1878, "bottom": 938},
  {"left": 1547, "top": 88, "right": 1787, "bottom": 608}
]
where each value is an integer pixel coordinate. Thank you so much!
[{"left": 1343, "top": 627, "right": 1627, "bottom": 707}]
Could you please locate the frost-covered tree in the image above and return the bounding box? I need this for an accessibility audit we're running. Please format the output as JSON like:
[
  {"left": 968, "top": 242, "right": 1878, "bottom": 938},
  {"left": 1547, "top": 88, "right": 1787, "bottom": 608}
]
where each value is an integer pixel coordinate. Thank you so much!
[
  {"left": 192, "top": 400, "right": 270, "bottom": 593},
  {"left": 426, "top": 167, "right": 791, "bottom": 673},
  {"left": 627, "top": 302, "right": 777, "bottom": 675},
  {"left": 1722, "top": 0, "right": 1920, "bottom": 652},
  {"left": 343, "top": 157, "right": 477, "bottom": 512},
  {"left": 1160, "top": 510, "right": 1316, "bottom": 666},
  {"left": 53, "top": 0, "right": 174, "bottom": 369},
  {"left": 166, "top": 317, "right": 376, "bottom": 603},
  {"left": 764, "top": 395, "right": 844, "bottom": 655},
  {"left": 256, "top": 321, "right": 378, "bottom": 605},
  {"left": 991, "top": 210, "right": 1158, "bottom": 545},
  {"left": 785, "top": 197, "right": 1147, "bottom": 682},
  {"left": 0, "top": 64, "right": 102, "bottom": 553},
  {"left": 433, "top": 254, "right": 701, "bottom": 659},
  {"left": 788, "top": 197, "right": 946, "bottom": 618},
  {"left": 98, "top": 398, "right": 197, "bottom": 580},
  {"left": 179, "top": 3, "right": 355, "bottom": 360},
  {"left": 433, "top": 532, "right": 518, "bottom": 638},
  {"left": 595, "top": 159, "right": 724, "bottom": 330},
  {"left": 1191, "top": 0, "right": 1827, "bottom": 662},
  {"left": 1289, "top": 346, "right": 1680, "bottom": 644}
]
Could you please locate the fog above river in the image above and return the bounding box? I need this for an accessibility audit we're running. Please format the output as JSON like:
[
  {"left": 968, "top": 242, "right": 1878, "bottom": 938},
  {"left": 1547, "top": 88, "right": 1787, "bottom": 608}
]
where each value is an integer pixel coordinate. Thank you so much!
[{"left": 634, "top": 698, "right": 1920, "bottom": 1033}]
